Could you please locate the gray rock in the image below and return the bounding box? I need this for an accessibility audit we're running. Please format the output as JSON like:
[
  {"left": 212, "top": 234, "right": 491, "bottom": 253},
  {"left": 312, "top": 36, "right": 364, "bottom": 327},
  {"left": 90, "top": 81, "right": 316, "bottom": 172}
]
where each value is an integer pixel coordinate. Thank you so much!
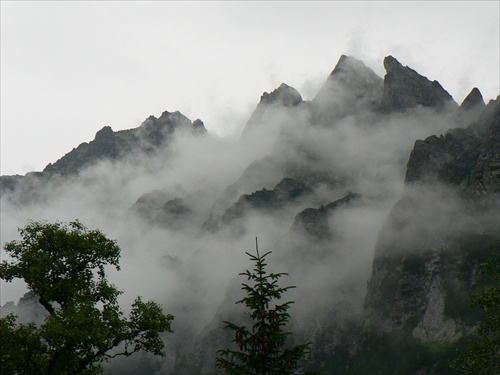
[
  {"left": 379, "top": 55, "right": 457, "bottom": 113},
  {"left": 312, "top": 55, "right": 384, "bottom": 123},
  {"left": 43, "top": 110, "right": 206, "bottom": 176},
  {"left": 241, "top": 83, "right": 303, "bottom": 137}
]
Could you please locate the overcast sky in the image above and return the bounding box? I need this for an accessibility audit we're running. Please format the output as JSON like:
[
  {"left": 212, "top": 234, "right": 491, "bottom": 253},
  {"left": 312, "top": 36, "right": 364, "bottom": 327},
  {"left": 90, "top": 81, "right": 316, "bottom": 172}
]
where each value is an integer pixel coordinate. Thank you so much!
[{"left": 1, "top": 1, "right": 499, "bottom": 176}]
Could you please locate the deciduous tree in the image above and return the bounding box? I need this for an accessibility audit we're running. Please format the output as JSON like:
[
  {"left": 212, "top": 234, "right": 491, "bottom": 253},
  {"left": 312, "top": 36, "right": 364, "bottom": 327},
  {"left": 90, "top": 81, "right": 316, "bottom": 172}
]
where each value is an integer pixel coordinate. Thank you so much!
[{"left": 0, "top": 220, "right": 174, "bottom": 375}]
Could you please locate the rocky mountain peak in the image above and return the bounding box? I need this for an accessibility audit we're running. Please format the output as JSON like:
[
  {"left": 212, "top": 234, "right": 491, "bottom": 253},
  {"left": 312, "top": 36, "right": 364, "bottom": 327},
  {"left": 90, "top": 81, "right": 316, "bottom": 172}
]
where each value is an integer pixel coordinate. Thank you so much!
[
  {"left": 192, "top": 119, "right": 208, "bottom": 133},
  {"left": 404, "top": 97, "right": 499, "bottom": 197},
  {"left": 328, "top": 54, "right": 379, "bottom": 82},
  {"left": 383, "top": 55, "right": 404, "bottom": 72},
  {"left": 312, "top": 55, "right": 383, "bottom": 121},
  {"left": 241, "top": 83, "right": 303, "bottom": 137},
  {"left": 379, "top": 55, "right": 457, "bottom": 113},
  {"left": 157, "top": 110, "right": 192, "bottom": 127},
  {"left": 260, "top": 83, "right": 303, "bottom": 107},
  {"left": 453, "top": 87, "right": 487, "bottom": 127},
  {"left": 42, "top": 110, "right": 205, "bottom": 176},
  {"left": 329, "top": 54, "right": 349, "bottom": 73},
  {"left": 459, "top": 87, "right": 485, "bottom": 111},
  {"left": 291, "top": 192, "right": 361, "bottom": 242},
  {"left": 95, "top": 125, "right": 114, "bottom": 140}
]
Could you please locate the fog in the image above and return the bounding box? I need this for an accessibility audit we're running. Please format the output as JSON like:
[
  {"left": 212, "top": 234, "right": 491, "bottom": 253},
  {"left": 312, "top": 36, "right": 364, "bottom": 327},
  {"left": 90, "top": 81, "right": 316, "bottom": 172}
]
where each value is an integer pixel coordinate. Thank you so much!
[{"left": 1, "top": 55, "right": 495, "bottom": 371}]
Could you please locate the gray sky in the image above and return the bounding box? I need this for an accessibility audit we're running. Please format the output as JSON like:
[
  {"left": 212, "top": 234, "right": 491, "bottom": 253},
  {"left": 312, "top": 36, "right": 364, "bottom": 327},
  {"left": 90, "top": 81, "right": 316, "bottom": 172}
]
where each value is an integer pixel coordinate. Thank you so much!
[{"left": 1, "top": 1, "right": 499, "bottom": 175}]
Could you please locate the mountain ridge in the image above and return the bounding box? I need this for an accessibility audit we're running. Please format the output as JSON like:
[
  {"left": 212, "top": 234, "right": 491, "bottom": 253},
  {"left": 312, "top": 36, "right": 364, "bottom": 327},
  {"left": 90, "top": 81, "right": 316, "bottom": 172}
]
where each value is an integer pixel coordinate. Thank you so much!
[{"left": 1, "top": 54, "right": 498, "bottom": 374}]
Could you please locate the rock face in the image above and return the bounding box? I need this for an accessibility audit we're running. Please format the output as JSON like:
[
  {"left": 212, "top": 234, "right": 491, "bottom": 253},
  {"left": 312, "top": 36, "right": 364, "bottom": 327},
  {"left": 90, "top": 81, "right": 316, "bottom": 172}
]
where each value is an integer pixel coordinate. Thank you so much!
[
  {"left": 43, "top": 110, "right": 206, "bottom": 175},
  {"left": 292, "top": 192, "right": 361, "bottom": 242},
  {"left": 411, "top": 273, "right": 462, "bottom": 343},
  {"left": 405, "top": 96, "right": 500, "bottom": 197},
  {"left": 0, "top": 110, "right": 206, "bottom": 203},
  {"left": 453, "top": 87, "right": 487, "bottom": 128},
  {"left": 459, "top": 87, "right": 485, "bottom": 112},
  {"left": 241, "top": 83, "right": 303, "bottom": 137},
  {"left": 218, "top": 177, "right": 312, "bottom": 228},
  {"left": 364, "top": 96, "right": 499, "bottom": 343},
  {"left": 379, "top": 55, "right": 457, "bottom": 113}
]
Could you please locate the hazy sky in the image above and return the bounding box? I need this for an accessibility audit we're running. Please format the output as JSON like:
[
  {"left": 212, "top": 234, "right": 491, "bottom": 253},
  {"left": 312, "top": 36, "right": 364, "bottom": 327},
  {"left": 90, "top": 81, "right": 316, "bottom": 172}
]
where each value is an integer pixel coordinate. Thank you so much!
[{"left": 1, "top": 1, "right": 499, "bottom": 175}]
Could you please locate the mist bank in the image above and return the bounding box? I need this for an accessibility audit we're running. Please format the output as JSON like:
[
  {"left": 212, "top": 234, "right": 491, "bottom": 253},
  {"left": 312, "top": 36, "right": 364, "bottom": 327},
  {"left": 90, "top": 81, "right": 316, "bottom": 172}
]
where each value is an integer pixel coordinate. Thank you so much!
[{"left": 1, "top": 54, "right": 498, "bottom": 374}]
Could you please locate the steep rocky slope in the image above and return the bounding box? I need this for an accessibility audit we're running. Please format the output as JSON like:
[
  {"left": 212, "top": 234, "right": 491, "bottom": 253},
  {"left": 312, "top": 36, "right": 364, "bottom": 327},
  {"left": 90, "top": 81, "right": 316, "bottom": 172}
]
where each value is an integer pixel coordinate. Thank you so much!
[
  {"left": 1, "top": 54, "right": 498, "bottom": 374},
  {"left": 0, "top": 111, "right": 206, "bottom": 199},
  {"left": 358, "top": 96, "right": 499, "bottom": 373},
  {"left": 43, "top": 110, "right": 206, "bottom": 175},
  {"left": 380, "top": 55, "right": 457, "bottom": 113}
]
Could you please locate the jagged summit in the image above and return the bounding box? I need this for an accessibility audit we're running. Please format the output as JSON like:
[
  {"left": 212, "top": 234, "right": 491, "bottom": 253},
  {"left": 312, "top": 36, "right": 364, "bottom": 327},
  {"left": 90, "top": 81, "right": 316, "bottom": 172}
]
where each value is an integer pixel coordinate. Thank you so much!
[
  {"left": 2, "top": 53, "right": 500, "bottom": 374},
  {"left": 43, "top": 110, "right": 206, "bottom": 175},
  {"left": 383, "top": 55, "right": 404, "bottom": 72},
  {"left": 405, "top": 96, "right": 499, "bottom": 196},
  {"left": 259, "top": 83, "right": 303, "bottom": 107},
  {"left": 328, "top": 54, "right": 377, "bottom": 81},
  {"left": 141, "top": 110, "right": 206, "bottom": 134},
  {"left": 312, "top": 55, "right": 383, "bottom": 121},
  {"left": 379, "top": 55, "right": 457, "bottom": 113},
  {"left": 453, "top": 87, "right": 487, "bottom": 127},
  {"left": 241, "top": 83, "right": 303, "bottom": 137},
  {"left": 365, "top": 95, "right": 499, "bottom": 344},
  {"left": 459, "top": 87, "right": 485, "bottom": 111},
  {"left": 291, "top": 192, "right": 361, "bottom": 242},
  {"left": 329, "top": 54, "right": 350, "bottom": 74}
]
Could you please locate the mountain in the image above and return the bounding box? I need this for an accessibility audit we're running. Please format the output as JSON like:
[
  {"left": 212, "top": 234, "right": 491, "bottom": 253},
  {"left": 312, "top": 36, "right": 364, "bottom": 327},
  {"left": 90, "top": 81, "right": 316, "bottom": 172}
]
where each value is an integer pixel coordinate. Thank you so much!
[
  {"left": 379, "top": 55, "right": 457, "bottom": 112},
  {"left": 366, "top": 96, "right": 499, "bottom": 331},
  {"left": 1, "top": 110, "right": 206, "bottom": 192},
  {"left": 312, "top": 54, "right": 384, "bottom": 122},
  {"left": 44, "top": 110, "right": 207, "bottom": 175},
  {"left": 241, "top": 83, "right": 304, "bottom": 137},
  {"left": 1, "top": 55, "right": 498, "bottom": 374}
]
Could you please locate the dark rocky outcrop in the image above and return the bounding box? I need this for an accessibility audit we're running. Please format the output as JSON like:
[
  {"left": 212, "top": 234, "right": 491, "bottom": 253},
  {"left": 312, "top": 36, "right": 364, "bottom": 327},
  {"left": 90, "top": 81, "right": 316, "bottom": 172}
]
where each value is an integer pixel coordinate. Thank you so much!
[
  {"left": 459, "top": 87, "right": 485, "bottom": 112},
  {"left": 44, "top": 110, "right": 206, "bottom": 175},
  {"left": 241, "top": 83, "right": 303, "bottom": 137},
  {"left": 364, "top": 95, "right": 499, "bottom": 344},
  {"left": 379, "top": 55, "right": 457, "bottom": 113},
  {"left": 453, "top": 87, "right": 487, "bottom": 127},
  {"left": 292, "top": 192, "right": 361, "bottom": 242},
  {"left": 405, "top": 96, "right": 499, "bottom": 197},
  {"left": 219, "top": 177, "right": 312, "bottom": 227},
  {"left": 1, "top": 110, "right": 206, "bottom": 205}
]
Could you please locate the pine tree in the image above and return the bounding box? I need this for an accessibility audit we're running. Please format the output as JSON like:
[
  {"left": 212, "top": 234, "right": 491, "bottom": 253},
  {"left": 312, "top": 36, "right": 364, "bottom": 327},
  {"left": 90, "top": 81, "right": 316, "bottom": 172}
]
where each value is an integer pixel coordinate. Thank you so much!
[{"left": 216, "top": 238, "right": 311, "bottom": 374}]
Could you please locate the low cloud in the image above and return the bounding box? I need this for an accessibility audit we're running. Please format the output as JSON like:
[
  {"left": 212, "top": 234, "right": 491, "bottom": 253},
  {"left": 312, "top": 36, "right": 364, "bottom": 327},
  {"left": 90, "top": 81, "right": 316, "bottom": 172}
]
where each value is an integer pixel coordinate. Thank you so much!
[{"left": 1, "top": 55, "right": 497, "bottom": 372}]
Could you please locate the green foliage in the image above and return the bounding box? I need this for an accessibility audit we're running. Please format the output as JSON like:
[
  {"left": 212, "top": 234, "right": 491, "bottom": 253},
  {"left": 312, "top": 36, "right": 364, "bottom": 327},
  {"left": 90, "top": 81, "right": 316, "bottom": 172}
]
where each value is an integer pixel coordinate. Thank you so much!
[
  {"left": 311, "top": 331, "right": 460, "bottom": 375},
  {"left": 0, "top": 220, "right": 174, "bottom": 375},
  {"left": 216, "top": 239, "right": 311, "bottom": 374},
  {"left": 0, "top": 313, "right": 46, "bottom": 375},
  {"left": 451, "top": 245, "right": 500, "bottom": 374}
]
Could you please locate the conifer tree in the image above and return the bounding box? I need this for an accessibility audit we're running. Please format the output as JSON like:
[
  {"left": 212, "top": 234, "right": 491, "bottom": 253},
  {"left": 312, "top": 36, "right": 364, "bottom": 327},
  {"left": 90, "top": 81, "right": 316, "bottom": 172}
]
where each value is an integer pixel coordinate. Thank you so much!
[{"left": 216, "top": 238, "right": 311, "bottom": 374}]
